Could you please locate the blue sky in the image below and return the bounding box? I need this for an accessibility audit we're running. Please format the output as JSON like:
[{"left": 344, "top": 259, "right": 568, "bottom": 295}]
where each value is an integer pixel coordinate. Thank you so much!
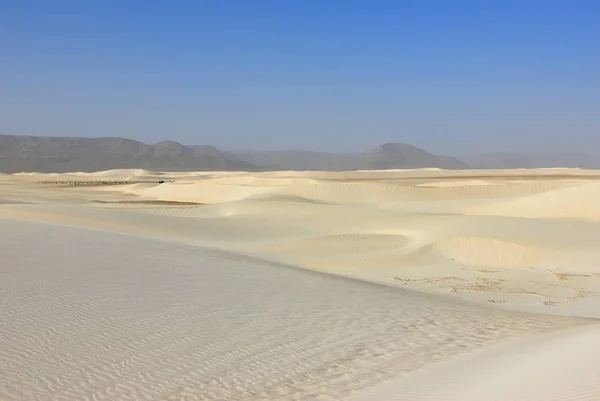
[{"left": 1, "top": 0, "right": 598, "bottom": 154}]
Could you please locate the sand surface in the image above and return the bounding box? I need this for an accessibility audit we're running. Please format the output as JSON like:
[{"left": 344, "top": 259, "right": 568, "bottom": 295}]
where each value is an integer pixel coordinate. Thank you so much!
[
  {"left": 2, "top": 168, "right": 600, "bottom": 399},
  {"left": 351, "top": 324, "right": 600, "bottom": 401}
]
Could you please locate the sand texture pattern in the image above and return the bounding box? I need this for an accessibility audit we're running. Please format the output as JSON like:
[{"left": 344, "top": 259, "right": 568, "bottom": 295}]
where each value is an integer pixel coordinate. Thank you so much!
[{"left": 2, "top": 168, "right": 600, "bottom": 400}]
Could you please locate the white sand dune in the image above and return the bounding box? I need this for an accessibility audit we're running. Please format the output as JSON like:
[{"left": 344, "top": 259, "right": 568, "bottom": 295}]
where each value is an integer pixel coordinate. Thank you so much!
[
  {"left": 3, "top": 169, "right": 600, "bottom": 312},
  {"left": 0, "top": 219, "right": 593, "bottom": 401},
  {"left": 2, "top": 168, "right": 600, "bottom": 399},
  {"left": 473, "top": 181, "right": 600, "bottom": 221},
  {"left": 351, "top": 324, "right": 600, "bottom": 401},
  {"left": 134, "top": 181, "right": 273, "bottom": 204},
  {"left": 415, "top": 179, "right": 501, "bottom": 187}
]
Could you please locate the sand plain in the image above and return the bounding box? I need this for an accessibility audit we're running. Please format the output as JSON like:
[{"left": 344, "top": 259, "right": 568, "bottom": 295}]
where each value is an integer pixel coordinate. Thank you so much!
[{"left": 2, "top": 168, "right": 600, "bottom": 400}]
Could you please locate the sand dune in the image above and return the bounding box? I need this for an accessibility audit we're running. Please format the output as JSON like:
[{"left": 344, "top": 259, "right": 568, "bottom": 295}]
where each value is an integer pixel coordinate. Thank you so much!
[
  {"left": 2, "top": 168, "right": 600, "bottom": 399},
  {"left": 3, "top": 169, "right": 600, "bottom": 311},
  {"left": 415, "top": 179, "right": 500, "bottom": 187},
  {"left": 351, "top": 324, "right": 600, "bottom": 401},
  {"left": 0, "top": 219, "right": 592, "bottom": 401},
  {"left": 473, "top": 181, "right": 600, "bottom": 221}
]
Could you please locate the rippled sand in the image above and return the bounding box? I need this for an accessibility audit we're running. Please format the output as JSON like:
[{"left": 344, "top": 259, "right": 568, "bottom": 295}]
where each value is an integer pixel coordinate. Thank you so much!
[{"left": 2, "top": 168, "right": 600, "bottom": 400}]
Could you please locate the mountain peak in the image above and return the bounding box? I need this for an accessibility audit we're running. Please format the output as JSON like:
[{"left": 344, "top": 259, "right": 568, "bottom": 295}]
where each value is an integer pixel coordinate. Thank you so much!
[
  {"left": 0, "top": 134, "right": 255, "bottom": 173},
  {"left": 372, "top": 143, "right": 425, "bottom": 154}
]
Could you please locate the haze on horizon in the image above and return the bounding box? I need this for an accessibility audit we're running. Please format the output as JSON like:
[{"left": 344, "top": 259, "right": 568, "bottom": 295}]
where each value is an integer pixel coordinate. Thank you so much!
[{"left": 0, "top": 0, "right": 598, "bottom": 155}]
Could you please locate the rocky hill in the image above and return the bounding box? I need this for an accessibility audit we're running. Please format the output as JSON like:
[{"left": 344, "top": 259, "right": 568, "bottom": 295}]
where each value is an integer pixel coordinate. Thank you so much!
[
  {"left": 232, "top": 143, "right": 468, "bottom": 171},
  {"left": 0, "top": 135, "right": 469, "bottom": 173},
  {"left": 0, "top": 135, "right": 256, "bottom": 173}
]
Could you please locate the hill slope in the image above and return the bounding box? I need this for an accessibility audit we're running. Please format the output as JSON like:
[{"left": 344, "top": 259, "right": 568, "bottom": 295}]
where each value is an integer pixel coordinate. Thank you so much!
[
  {"left": 233, "top": 143, "right": 468, "bottom": 171},
  {"left": 0, "top": 135, "right": 255, "bottom": 173}
]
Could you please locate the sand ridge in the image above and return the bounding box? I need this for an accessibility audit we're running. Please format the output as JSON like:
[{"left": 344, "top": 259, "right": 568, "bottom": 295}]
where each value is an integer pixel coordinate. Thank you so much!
[
  {"left": 3, "top": 168, "right": 600, "bottom": 313},
  {"left": 2, "top": 168, "right": 600, "bottom": 399},
  {"left": 0, "top": 219, "right": 593, "bottom": 401}
]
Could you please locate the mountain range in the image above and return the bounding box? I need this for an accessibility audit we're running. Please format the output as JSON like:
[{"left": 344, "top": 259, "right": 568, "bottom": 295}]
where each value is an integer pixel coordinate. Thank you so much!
[
  {"left": 0, "top": 134, "right": 598, "bottom": 173},
  {"left": 0, "top": 135, "right": 254, "bottom": 173},
  {"left": 230, "top": 143, "right": 467, "bottom": 171}
]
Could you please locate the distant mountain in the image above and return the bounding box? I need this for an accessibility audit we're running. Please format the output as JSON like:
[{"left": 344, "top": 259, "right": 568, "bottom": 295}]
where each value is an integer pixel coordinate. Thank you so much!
[
  {"left": 187, "top": 145, "right": 255, "bottom": 167},
  {"left": 231, "top": 150, "right": 354, "bottom": 171},
  {"left": 5, "top": 132, "right": 600, "bottom": 174},
  {"left": 0, "top": 135, "right": 256, "bottom": 173},
  {"left": 232, "top": 143, "right": 468, "bottom": 171},
  {"left": 464, "top": 153, "right": 600, "bottom": 169},
  {"left": 361, "top": 143, "right": 468, "bottom": 170}
]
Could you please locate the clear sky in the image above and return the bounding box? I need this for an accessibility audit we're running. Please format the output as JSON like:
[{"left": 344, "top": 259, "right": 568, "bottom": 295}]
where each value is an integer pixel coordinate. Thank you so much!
[{"left": 1, "top": 0, "right": 598, "bottom": 154}]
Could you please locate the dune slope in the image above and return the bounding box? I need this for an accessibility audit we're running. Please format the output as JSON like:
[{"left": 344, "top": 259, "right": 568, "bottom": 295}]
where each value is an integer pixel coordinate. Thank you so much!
[
  {"left": 352, "top": 324, "right": 600, "bottom": 401},
  {"left": 3, "top": 168, "right": 600, "bottom": 315},
  {"left": 0, "top": 219, "right": 591, "bottom": 401}
]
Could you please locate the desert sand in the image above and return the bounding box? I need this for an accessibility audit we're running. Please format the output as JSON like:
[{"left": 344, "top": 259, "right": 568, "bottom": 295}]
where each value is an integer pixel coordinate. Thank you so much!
[{"left": 2, "top": 168, "right": 600, "bottom": 400}]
